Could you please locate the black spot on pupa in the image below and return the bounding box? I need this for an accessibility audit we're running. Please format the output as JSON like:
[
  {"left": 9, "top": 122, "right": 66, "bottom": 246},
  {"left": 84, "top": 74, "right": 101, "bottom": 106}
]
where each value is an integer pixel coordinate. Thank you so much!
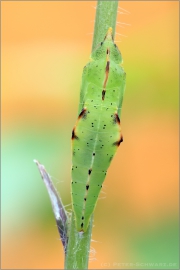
[
  {"left": 113, "top": 113, "right": 120, "bottom": 125},
  {"left": 72, "top": 128, "right": 78, "bottom": 140},
  {"left": 71, "top": 182, "right": 73, "bottom": 184},
  {"left": 82, "top": 216, "right": 84, "bottom": 220},
  {"left": 84, "top": 198, "right": 86, "bottom": 201},
  {"left": 86, "top": 185, "right": 89, "bottom": 190},
  {"left": 93, "top": 152, "right": 95, "bottom": 156},
  {"left": 81, "top": 223, "right": 84, "bottom": 228},
  {"left": 113, "top": 135, "right": 123, "bottom": 146},
  {"left": 88, "top": 169, "right": 92, "bottom": 175},
  {"left": 102, "top": 90, "right": 106, "bottom": 100},
  {"left": 78, "top": 108, "right": 87, "bottom": 120},
  {"left": 113, "top": 140, "right": 119, "bottom": 146}
]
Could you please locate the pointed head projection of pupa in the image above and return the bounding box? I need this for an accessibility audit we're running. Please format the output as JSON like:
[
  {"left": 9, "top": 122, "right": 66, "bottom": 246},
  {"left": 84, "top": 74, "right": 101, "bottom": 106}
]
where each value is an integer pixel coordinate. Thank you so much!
[{"left": 91, "top": 27, "right": 123, "bottom": 64}]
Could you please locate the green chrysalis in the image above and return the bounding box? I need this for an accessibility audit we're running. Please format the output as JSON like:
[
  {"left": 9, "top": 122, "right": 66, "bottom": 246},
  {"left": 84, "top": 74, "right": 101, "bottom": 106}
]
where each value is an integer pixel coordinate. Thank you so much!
[{"left": 71, "top": 27, "right": 126, "bottom": 232}]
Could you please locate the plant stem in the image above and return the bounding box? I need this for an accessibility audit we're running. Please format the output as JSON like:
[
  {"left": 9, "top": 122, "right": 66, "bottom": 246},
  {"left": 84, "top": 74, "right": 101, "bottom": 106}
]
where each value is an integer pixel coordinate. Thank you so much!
[
  {"left": 64, "top": 213, "right": 93, "bottom": 269},
  {"left": 92, "top": 1, "right": 119, "bottom": 51},
  {"left": 64, "top": 1, "right": 118, "bottom": 269}
]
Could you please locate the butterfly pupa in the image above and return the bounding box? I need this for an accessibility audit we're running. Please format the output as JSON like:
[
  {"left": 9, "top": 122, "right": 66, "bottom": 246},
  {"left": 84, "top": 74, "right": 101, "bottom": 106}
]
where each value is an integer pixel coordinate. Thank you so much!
[{"left": 71, "top": 27, "right": 126, "bottom": 232}]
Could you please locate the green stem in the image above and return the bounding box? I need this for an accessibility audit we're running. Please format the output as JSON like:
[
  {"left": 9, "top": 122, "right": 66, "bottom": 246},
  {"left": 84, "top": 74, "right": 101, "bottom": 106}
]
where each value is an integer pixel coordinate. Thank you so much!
[
  {"left": 64, "top": 213, "right": 93, "bottom": 269},
  {"left": 65, "top": 1, "right": 118, "bottom": 269},
  {"left": 92, "top": 1, "right": 119, "bottom": 51}
]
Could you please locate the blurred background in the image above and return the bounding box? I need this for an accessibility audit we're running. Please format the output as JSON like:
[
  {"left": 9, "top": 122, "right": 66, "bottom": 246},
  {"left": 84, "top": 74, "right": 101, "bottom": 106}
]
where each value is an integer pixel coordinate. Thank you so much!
[{"left": 1, "top": 1, "right": 179, "bottom": 269}]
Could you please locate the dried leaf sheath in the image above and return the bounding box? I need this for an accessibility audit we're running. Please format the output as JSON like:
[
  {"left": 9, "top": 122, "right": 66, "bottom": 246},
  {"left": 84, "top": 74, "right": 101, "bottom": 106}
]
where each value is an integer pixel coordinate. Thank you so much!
[{"left": 34, "top": 160, "right": 68, "bottom": 252}]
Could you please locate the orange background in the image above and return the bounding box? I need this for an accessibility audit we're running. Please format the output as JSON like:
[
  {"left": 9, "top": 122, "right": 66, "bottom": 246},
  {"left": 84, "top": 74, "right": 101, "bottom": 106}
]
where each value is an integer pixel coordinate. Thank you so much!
[{"left": 2, "top": 1, "right": 179, "bottom": 269}]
